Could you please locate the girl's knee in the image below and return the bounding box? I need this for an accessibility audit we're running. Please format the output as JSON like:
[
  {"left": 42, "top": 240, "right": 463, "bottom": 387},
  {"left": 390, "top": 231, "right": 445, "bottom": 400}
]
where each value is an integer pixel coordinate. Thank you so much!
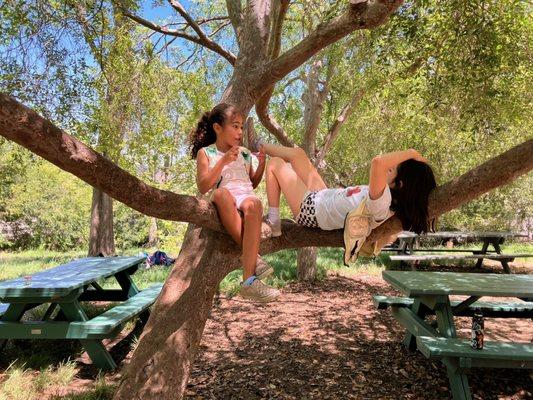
[
  {"left": 241, "top": 198, "right": 262, "bottom": 217},
  {"left": 267, "top": 157, "right": 285, "bottom": 172}
]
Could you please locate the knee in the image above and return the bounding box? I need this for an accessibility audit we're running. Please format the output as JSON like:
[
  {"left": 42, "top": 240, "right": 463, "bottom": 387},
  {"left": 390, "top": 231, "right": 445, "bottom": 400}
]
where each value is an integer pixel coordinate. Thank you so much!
[
  {"left": 241, "top": 198, "right": 262, "bottom": 218},
  {"left": 267, "top": 157, "right": 285, "bottom": 172},
  {"left": 212, "top": 188, "right": 233, "bottom": 205}
]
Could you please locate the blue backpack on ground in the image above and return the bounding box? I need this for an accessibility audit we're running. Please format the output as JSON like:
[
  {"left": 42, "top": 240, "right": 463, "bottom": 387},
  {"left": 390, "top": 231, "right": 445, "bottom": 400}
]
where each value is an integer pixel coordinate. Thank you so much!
[{"left": 146, "top": 250, "right": 175, "bottom": 267}]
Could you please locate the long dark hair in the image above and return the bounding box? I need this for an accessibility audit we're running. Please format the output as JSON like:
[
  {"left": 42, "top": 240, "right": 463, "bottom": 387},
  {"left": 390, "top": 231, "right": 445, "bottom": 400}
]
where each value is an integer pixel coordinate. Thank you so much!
[
  {"left": 390, "top": 159, "right": 437, "bottom": 234},
  {"left": 189, "top": 103, "right": 239, "bottom": 159}
]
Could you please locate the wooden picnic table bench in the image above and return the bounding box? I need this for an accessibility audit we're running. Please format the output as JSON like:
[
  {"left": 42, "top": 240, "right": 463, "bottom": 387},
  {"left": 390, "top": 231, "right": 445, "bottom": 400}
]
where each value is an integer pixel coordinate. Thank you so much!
[
  {"left": 390, "top": 253, "right": 533, "bottom": 274},
  {"left": 375, "top": 270, "right": 533, "bottom": 400},
  {"left": 384, "top": 231, "right": 531, "bottom": 273},
  {"left": 0, "top": 256, "right": 163, "bottom": 370}
]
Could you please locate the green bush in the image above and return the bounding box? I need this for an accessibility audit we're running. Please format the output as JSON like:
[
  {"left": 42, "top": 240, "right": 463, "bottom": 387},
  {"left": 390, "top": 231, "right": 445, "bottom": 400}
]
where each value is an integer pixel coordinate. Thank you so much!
[{"left": 4, "top": 162, "right": 91, "bottom": 251}]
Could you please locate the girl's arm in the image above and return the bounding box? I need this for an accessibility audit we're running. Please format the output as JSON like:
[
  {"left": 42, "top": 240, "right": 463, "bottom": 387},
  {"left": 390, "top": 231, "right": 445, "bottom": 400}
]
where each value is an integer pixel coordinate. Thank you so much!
[
  {"left": 368, "top": 149, "right": 427, "bottom": 200},
  {"left": 249, "top": 150, "right": 266, "bottom": 189},
  {"left": 196, "top": 148, "right": 237, "bottom": 194}
]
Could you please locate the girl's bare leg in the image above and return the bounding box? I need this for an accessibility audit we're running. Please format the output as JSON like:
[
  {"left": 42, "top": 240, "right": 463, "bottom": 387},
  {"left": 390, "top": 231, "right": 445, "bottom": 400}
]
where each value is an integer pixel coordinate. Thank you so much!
[
  {"left": 239, "top": 197, "right": 263, "bottom": 280},
  {"left": 266, "top": 157, "right": 310, "bottom": 217},
  {"left": 261, "top": 144, "right": 327, "bottom": 192},
  {"left": 212, "top": 188, "right": 243, "bottom": 246}
]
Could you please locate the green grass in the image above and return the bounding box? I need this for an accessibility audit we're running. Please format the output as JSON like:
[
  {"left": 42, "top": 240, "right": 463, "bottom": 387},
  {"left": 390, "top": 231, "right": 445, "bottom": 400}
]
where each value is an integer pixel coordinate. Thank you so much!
[{"left": 0, "top": 359, "right": 78, "bottom": 400}]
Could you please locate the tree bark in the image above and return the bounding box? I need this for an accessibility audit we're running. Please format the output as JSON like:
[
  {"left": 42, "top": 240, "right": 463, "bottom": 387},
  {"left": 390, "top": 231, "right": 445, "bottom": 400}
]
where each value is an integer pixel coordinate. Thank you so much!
[
  {"left": 296, "top": 56, "right": 335, "bottom": 281},
  {"left": 297, "top": 246, "right": 318, "bottom": 281},
  {"left": 88, "top": 187, "right": 115, "bottom": 256},
  {"left": 114, "top": 224, "right": 241, "bottom": 399},
  {"left": 147, "top": 217, "right": 158, "bottom": 248}
]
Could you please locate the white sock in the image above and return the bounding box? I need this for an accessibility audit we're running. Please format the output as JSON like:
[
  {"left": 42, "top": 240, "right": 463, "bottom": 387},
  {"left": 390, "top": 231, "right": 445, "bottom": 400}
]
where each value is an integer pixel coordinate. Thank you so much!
[{"left": 268, "top": 207, "right": 280, "bottom": 224}]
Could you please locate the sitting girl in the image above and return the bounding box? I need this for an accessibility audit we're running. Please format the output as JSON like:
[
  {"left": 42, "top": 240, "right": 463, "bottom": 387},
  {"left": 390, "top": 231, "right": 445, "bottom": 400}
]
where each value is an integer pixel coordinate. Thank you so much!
[
  {"left": 262, "top": 144, "right": 436, "bottom": 257},
  {"left": 190, "top": 104, "right": 280, "bottom": 302}
]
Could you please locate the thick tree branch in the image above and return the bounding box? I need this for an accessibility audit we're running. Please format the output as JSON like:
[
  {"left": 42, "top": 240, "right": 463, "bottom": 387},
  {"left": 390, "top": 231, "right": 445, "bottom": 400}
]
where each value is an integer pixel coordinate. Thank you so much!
[
  {"left": 121, "top": 8, "right": 236, "bottom": 65},
  {"left": 2, "top": 94, "right": 532, "bottom": 256},
  {"left": 254, "top": 0, "right": 404, "bottom": 95},
  {"left": 302, "top": 58, "right": 331, "bottom": 156},
  {"left": 0, "top": 93, "right": 223, "bottom": 231},
  {"left": 226, "top": 0, "right": 242, "bottom": 35},
  {"left": 267, "top": 0, "right": 290, "bottom": 58},
  {"left": 254, "top": 0, "right": 293, "bottom": 147}
]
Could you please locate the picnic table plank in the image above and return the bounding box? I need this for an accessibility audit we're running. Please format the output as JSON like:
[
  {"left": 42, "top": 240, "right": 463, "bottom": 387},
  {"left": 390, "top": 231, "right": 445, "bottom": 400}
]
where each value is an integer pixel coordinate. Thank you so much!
[
  {"left": 0, "top": 256, "right": 145, "bottom": 299},
  {"left": 0, "top": 283, "right": 163, "bottom": 339},
  {"left": 373, "top": 296, "right": 533, "bottom": 317},
  {"left": 82, "top": 283, "right": 162, "bottom": 333},
  {"left": 383, "top": 271, "right": 533, "bottom": 298},
  {"left": 0, "top": 304, "right": 8, "bottom": 317},
  {"left": 390, "top": 254, "right": 532, "bottom": 261},
  {"left": 0, "top": 256, "right": 152, "bottom": 370},
  {"left": 378, "top": 270, "right": 533, "bottom": 400},
  {"left": 424, "top": 231, "right": 526, "bottom": 239},
  {"left": 417, "top": 336, "right": 533, "bottom": 362}
]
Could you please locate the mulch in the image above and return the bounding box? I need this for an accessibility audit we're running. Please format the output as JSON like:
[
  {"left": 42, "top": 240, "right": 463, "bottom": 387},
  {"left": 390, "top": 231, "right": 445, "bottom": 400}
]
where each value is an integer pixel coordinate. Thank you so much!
[{"left": 185, "top": 268, "right": 532, "bottom": 400}]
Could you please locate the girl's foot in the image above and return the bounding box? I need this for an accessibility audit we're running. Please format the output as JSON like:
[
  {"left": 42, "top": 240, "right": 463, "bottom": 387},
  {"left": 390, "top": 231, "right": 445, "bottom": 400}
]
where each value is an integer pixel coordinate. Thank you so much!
[{"left": 240, "top": 277, "right": 280, "bottom": 303}]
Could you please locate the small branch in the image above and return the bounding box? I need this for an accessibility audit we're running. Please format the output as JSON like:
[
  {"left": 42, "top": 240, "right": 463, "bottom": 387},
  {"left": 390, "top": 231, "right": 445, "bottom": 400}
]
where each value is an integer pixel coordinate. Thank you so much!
[
  {"left": 209, "top": 20, "right": 232, "bottom": 37},
  {"left": 255, "top": 86, "right": 296, "bottom": 147},
  {"left": 167, "top": 0, "right": 210, "bottom": 41},
  {"left": 176, "top": 46, "right": 198, "bottom": 68},
  {"left": 226, "top": 0, "right": 243, "bottom": 33},
  {"left": 121, "top": 7, "right": 236, "bottom": 65},
  {"left": 316, "top": 88, "right": 364, "bottom": 164}
]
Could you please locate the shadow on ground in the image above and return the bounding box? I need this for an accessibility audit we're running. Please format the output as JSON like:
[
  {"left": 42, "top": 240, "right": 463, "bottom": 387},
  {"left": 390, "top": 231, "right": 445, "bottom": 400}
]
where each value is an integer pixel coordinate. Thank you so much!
[{"left": 186, "top": 275, "right": 532, "bottom": 400}]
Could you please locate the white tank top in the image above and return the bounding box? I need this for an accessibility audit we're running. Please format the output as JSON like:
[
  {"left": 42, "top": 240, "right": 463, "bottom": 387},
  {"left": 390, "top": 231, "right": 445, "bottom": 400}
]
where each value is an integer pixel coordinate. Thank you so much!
[
  {"left": 202, "top": 144, "right": 254, "bottom": 198},
  {"left": 314, "top": 185, "right": 392, "bottom": 230}
]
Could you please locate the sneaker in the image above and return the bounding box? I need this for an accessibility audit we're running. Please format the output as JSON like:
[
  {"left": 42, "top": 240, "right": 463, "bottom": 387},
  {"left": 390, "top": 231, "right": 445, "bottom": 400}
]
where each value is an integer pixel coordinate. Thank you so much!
[
  {"left": 255, "top": 256, "right": 274, "bottom": 280},
  {"left": 263, "top": 216, "right": 282, "bottom": 237},
  {"left": 240, "top": 279, "right": 280, "bottom": 303}
]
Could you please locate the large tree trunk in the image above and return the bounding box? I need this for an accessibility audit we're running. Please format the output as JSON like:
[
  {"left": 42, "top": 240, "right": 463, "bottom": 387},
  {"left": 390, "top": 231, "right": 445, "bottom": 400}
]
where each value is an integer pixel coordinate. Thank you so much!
[
  {"left": 88, "top": 187, "right": 115, "bottom": 256},
  {"left": 114, "top": 224, "right": 240, "bottom": 399},
  {"left": 296, "top": 57, "right": 330, "bottom": 281}
]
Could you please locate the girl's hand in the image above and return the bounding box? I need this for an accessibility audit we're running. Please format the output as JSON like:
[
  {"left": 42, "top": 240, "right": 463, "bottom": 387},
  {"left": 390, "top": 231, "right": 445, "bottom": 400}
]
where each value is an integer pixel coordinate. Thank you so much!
[
  {"left": 254, "top": 149, "right": 266, "bottom": 166},
  {"left": 221, "top": 146, "right": 239, "bottom": 165}
]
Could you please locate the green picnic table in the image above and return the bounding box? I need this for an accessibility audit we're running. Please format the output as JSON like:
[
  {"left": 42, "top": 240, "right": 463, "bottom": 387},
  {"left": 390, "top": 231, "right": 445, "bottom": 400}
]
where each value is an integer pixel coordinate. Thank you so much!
[
  {"left": 375, "top": 271, "right": 533, "bottom": 400},
  {"left": 0, "top": 256, "right": 163, "bottom": 370},
  {"left": 387, "top": 231, "right": 531, "bottom": 273}
]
